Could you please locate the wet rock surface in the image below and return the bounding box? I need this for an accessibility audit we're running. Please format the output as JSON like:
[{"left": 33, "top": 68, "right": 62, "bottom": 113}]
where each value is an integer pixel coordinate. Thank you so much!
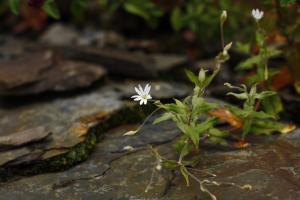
[
  {"left": 0, "top": 118, "right": 300, "bottom": 200},
  {"left": 0, "top": 80, "right": 189, "bottom": 178},
  {"left": 0, "top": 86, "right": 123, "bottom": 169},
  {"left": 65, "top": 47, "right": 189, "bottom": 79},
  {"left": 0, "top": 50, "right": 106, "bottom": 95},
  {"left": 0, "top": 35, "right": 299, "bottom": 200}
]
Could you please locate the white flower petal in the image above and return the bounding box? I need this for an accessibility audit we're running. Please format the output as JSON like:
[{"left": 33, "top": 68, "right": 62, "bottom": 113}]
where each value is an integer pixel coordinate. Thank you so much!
[
  {"left": 143, "top": 99, "right": 147, "bottom": 105},
  {"left": 144, "top": 84, "right": 151, "bottom": 94},
  {"left": 138, "top": 84, "right": 144, "bottom": 94},
  {"left": 135, "top": 87, "right": 142, "bottom": 96},
  {"left": 133, "top": 97, "right": 141, "bottom": 101},
  {"left": 251, "top": 8, "right": 263, "bottom": 21},
  {"left": 131, "top": 95, "right": 140, "bottom": 99}
]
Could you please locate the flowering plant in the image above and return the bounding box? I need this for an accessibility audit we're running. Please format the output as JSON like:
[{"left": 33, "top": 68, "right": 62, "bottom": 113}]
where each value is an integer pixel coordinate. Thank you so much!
[{"left": 125, "top": 9, "right": 295, "bottom": 199}]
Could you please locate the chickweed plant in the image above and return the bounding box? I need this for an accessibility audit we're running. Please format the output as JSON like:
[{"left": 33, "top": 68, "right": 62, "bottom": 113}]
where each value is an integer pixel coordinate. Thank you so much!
[
  {"left": 125, "top": 9, "right": 294, "bottom": 200},
  {"left": 236, "top": 9, "right": 283, "bottom": 118},
  {"left": 224, "top": 83, "right": 293, "bottom": 139}
]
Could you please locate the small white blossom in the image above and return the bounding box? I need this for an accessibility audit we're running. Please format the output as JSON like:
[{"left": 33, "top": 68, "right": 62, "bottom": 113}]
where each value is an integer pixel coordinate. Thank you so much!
[
  {"left": 155, "top": 164, "right": 162, "bottom": 171},
  {"left": 251, "top": 9, "right": 264, "bottom": 21},
  {"left": 131, "top": 84, "right": 152, "bottom": 105}
]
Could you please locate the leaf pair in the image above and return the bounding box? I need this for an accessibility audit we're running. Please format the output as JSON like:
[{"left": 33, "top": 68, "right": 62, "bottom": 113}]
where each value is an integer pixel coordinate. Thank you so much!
[{"left": 9, "top": 0, "right": 60, "bottom": 19}]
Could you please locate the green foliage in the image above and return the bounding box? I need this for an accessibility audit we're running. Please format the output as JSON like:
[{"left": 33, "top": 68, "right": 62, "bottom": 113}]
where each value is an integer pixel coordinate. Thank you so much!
[
  {"left": 236, "top": 48, "right": 282, "bottom": 70},
  {"left": 42, "top": 0, "right": 60, "bottom": 19},
  {"left": 169, "top": 0, "right": 244, "bottom": 43},
  {"left": 152, "top": 41, "right": 233, "bottom": 186},
  {"left": 123, "top": 0, "right": 163, "bottom": 27},
  {"left": 71, "top": 0, "right": 87, "bottom": 20},
  {"left": 235, "top": 13, "right": 284, "bottom": 117},
  {"left": 8, "top": 0, "right": 19, "bottom": 15},
  {"left": 279, "top": 0, "right": 296, "bottom": 5},
  {"left": 225, "top": 83, "right": 285, "bottom": 137}
]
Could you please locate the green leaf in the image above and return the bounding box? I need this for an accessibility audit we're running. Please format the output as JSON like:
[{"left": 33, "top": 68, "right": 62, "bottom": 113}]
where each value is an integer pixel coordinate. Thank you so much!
[
  {"left": 251, "top": 119, "right": 286, "bottom": 135},
  {"left": 236, "top": 55, "right": 262, "bottom": 70},
  {"left": 180, "top": 166, "right": 190, "bottom": 186},
  {"left": 177, "top": 123, "right": 200, "bottom": 147},
  {"left": 235, "top": 42, "right": 250, "bottom": 54},
  {"left": 171, "top": 7, "right": 183, "bottom": 31},
  {"left": 185, "top": 69, "right": 201, "bottom": 86},
  {"left": 227, "top": 92, "right": 248, "bottom": 100},
  {"left": 252, "top": 111, "right": 275, "bottom": 119},
  {"left": 208, "top": 136, "right": 228, "bottom": 146},
  {"left": 179, "top": 142, "right": 193, "bottom": 160},
  {"left": 182, "top": 156, "right": 200, "bottom": 167},
  {"left": 153, "top": 112, "right": 173, "bottom": 124},
  {"left": 262, "top": 94, "right": 283, "bottom": 118},
  {"left": 43, "top": 0, "right": 60, "bottom": 19},
  {"left": 9, "top": 0, "right": 20, "bottom": 15},
  {"left": 157, "top": 103, "right": 180, "bottom": 113},
  {"left": 162, "top": 159, "right": 178, "bottom": 169},
  {"left": 208, "top": 128, "right": 229, "bottom": 137},
  {"left": 123, "top": 0, "right": 163, "bottom": 27},
  {"left": 256, "top": 91, "right": 276, "bottom": 100},
  {"left": 242, "top": 117, "right": 252, "bottom": 138},
  {"left": 196, "top": 117, "right": 218, "bottom": 133}
]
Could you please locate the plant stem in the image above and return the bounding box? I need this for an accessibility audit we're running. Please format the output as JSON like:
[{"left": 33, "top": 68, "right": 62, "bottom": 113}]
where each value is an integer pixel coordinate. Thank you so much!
[
  {"left": 220, "top": 23, "right": 225, "bottom": 49},
  {"left": 135, "top": 107, "right": 161, "bottom": 132}
]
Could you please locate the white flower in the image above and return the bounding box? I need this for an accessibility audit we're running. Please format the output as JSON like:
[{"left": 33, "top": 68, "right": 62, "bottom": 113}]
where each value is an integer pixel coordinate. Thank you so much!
[
  {"left": 155, "top": 164, "right": 162, "bottom": 171},
  {"left": 131, "top": 84, "right": 152, "bottom": 105},
  {"left": 251, "top": 9, "right": 264, "bottom": 21}
]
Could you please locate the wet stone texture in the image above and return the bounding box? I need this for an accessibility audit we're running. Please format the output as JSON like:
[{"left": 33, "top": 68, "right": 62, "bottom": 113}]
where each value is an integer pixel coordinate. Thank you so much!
[
  {"left": 0, "top": 80, "right": 190, "bottom": 179},
  {"left": 0, "top": 50, "right": 106, "bottom": 96},
  {"left": 0, "top": 37, "right": 299, "bottom": 199},
  {"left": 0, "top": 118, "right": 300, "bottom": 200}
]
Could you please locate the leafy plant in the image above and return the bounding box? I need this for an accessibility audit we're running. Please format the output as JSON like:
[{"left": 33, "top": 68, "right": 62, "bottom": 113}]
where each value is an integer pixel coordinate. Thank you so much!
[
  {"left": 148, "top": 42, "right": 234, "bottom": 199},
  {"left": 236, "top": 9, "right": 284, "bottom": 118},
  {"left": 224, "top": 83, "right": 288, "bottom": 138},
  {"left": 170, "top": 0, "right": 245, "bottom": 44},
  {"left": 100, "top": 0, "right": 163, "bottom": 28},
  {"left": 125, "top": 10, "right": 296, "bottom": 199}
]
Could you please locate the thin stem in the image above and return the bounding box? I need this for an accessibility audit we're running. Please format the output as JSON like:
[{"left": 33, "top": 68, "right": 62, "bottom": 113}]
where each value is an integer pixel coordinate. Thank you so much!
[
  {"left": 220, "top": 23, "right": 224, "bottom": 49},
  {"left": 178, "top": 139, "right": 189, "bottom": 164},
  {"left": 186, "top": 167, "right": 217, "bottom": 177},
  {"left": 145, "top": 166, "right": 157, "bottom": 193},
  {"left": 135, "top": 107, "right": 161, "bottom": 132}
]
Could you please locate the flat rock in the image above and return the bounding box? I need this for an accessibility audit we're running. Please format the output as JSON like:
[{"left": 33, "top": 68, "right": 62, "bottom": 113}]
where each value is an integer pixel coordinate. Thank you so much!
[
  {"left": 0, "top": 86, "right": 123, "bottom": 169},
  {"left": 1, "top": 118, "right": 300, "bottom": 200},
  {"left": 65, "top": 47, "right": 189, "bottom": 79},
  {"left": 65, "top": 46, "right": 158, "bottom": 79},
  {"left": 0, "top": 50, "right": 106, "bottom": 95},
  {"left": 0, "top": 80, "right": 187, "bottom": 178}
]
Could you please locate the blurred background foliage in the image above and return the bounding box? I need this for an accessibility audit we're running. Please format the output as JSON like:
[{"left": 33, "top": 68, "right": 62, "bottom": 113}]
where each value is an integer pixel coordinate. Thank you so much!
[{"left": 0, "top": 0, "right": 299, "bottom": 59}]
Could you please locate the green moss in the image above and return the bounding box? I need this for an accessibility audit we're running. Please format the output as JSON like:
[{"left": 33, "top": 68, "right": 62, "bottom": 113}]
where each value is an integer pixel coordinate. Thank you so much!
[{"left": 0, "top": 103, "right": 155, "bottom": 182}]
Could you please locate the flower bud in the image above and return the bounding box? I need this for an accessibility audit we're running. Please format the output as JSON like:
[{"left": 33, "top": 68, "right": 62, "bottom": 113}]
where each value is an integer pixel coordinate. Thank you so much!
[
  {"left": 220, "top": 10, "right": 227, "bottom": 24},
  {"left": 156, "top": 164, "right": 162, "bottom": 171}
]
